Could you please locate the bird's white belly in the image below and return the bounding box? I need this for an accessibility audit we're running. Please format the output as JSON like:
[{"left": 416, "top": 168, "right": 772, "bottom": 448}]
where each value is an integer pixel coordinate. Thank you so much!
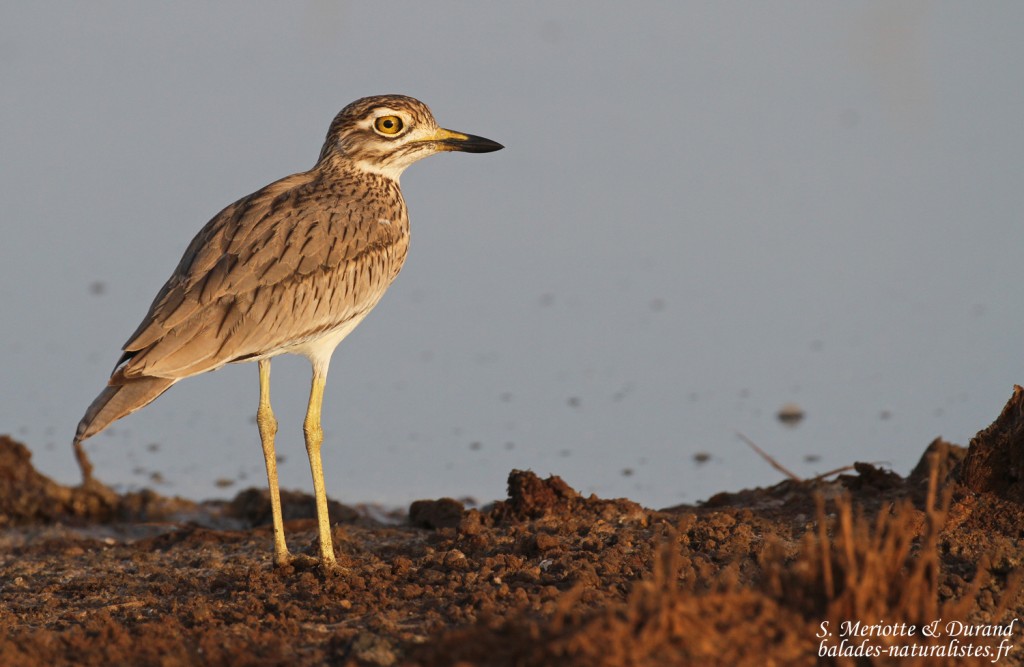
[{"left": 279, "top": 312, "right": 370, "bottom": 371}]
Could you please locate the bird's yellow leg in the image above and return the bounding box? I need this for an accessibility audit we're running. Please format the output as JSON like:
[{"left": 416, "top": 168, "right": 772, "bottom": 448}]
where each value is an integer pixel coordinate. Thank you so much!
[
  {"left": 257, "top": 359, "right": 291, "bottom": 566},
  {"left": 303, "top": 367, "right": 337, "bottom": 568}
]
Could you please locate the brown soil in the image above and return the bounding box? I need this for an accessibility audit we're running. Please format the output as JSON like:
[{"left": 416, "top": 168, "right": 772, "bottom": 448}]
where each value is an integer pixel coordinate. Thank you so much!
[{"left": 3, "top": 388, "right": 1024, "bottom": 666}]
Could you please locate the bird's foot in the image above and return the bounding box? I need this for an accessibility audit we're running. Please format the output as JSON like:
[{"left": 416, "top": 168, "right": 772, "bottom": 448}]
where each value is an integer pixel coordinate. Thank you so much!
[
  {"left": 273, "top": 551, "right": 318, "bottom": 571},
  {"left": 273, "top": 552, "right": 346, "bottom": 575},
  {"left": 318, "top": 557, "right": 347, "bottom": 576}
]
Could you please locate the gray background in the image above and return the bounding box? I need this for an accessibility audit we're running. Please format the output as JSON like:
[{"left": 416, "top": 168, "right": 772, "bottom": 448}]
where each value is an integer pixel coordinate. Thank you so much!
[{"left": 2, "top": 2, "right": 1022, "bottom": 507}]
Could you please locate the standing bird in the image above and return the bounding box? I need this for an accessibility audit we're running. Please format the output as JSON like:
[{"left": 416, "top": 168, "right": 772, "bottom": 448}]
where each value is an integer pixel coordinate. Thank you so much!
[{"left": 74, "top": 95, "right": 502, "bottom": 569}]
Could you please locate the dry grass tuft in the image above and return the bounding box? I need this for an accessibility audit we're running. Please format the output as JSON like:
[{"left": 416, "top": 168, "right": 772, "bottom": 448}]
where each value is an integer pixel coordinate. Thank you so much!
[{"left": 767, "top": 451, "right": 1021, "bottom": 664}]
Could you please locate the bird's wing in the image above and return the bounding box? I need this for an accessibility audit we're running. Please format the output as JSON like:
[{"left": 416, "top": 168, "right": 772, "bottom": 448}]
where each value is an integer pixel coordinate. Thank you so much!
[{"left": 116, "top": 170, "right": 408, "bottom": 379}]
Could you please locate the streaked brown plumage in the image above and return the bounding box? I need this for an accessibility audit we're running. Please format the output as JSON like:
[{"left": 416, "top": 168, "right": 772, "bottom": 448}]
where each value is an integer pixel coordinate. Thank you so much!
[{"left": 74, "top": 94, "right": 502, "bottom": 569}]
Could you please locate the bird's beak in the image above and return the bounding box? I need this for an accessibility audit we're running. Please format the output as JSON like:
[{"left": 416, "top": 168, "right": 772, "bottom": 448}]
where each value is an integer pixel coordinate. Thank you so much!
[{"left": 430, "top": 128, "right": 504, "bottom": 153}]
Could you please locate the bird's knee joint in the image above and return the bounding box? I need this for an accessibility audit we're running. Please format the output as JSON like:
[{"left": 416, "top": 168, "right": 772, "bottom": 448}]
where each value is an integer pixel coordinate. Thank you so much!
[
  {"left": 257, "top": 412, "right": 278, "bottom": 438},
  {"left": 303, "top": 423, "right": 323, "bottom": 448}
]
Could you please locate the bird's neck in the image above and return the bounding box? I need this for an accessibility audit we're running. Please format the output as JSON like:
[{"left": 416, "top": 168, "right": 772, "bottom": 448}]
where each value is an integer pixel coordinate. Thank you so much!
[{"left": 317, "top": 151, "right": 408, "bottom": 184}]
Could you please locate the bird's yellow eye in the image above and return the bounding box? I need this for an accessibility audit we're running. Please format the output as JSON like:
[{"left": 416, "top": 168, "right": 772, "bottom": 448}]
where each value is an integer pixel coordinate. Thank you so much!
[{"left": 374, "top": 115, "right": 404, "bottom": 135}]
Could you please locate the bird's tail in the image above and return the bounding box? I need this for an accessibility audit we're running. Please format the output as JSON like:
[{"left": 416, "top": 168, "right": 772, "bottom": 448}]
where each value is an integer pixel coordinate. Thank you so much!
[{"left": 73, "top": 376, "right": 176, "bottom": 483}]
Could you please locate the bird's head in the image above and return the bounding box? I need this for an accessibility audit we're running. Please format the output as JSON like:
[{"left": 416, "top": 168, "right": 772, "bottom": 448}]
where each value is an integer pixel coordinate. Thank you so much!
[{"left": 317, "top": 94, "right": 503, "bottom": 179}]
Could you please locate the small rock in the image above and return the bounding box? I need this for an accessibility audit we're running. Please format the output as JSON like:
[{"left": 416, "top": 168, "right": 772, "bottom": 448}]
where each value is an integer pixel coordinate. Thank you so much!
[
  {"left": 777, "top": 403, "right": 805, "bottom": 426},
  {"left": 409, "top": 497, "right": 464, "bottom": 529}
]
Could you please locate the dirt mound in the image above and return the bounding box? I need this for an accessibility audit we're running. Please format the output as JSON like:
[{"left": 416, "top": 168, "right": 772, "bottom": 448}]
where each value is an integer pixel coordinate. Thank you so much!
[
  {"left": 0, "top": 435, "right": 188, "bottom": 526},
  {"left": 961, "top": 384, "right": 1024, "bottom": 502}
]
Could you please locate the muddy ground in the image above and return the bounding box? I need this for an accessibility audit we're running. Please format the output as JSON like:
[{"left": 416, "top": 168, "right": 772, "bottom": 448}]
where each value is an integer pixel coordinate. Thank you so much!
[{"left": 3, "top": 389, "right": 1024, "bottom": 666}]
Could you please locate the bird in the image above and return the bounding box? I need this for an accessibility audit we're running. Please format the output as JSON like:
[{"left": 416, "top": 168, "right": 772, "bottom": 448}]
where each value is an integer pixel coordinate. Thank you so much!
[{"left": 73, "top": 94, "right": 503, "bottom": 569}]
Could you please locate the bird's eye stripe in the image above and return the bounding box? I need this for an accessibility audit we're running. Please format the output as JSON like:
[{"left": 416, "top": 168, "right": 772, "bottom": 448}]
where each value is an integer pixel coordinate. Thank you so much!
[{"left": 374, "top": 115, "right": 404, "bottom": 135}]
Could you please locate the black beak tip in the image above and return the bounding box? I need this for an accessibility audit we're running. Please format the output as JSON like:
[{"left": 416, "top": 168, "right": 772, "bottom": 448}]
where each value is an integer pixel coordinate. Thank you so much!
[{"left": 461, "top": 135, "right": 504, "bottom": 153}]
